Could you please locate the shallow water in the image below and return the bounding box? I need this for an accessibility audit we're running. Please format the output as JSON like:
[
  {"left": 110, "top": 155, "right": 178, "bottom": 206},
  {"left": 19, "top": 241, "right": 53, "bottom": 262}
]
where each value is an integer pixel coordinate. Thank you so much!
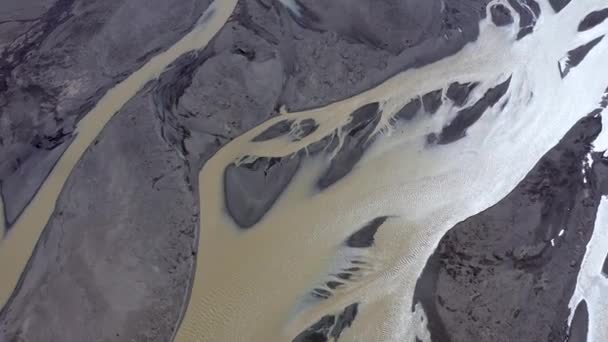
[{"left": 175, "top": 1, "right": 608, "bottom": 341}]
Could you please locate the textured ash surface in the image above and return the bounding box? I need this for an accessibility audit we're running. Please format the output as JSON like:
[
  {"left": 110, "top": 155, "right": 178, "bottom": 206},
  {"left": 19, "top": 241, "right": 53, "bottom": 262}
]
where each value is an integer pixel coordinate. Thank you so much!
[
  {"left": 413, "top": 113, "right": 608, "bottom": 342},
  {"left": 0, "top": 0, "right": 212, "bottom": 227},
  {"left": 0, "top": 0, "right": 496, "bottom": 340}
]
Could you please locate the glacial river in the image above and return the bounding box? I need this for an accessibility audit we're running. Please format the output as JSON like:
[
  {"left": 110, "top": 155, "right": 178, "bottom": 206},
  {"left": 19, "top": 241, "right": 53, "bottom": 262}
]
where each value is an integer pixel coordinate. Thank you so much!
[{"left": 2, "top": 0, "right": 608, "bottom": 341}]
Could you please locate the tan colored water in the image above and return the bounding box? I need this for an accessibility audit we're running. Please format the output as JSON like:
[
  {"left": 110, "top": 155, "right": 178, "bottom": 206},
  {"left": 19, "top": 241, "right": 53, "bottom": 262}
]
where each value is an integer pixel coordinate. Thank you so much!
[
  {"left": 0, "top": 0, "right": 236, "bottom": 310},
  {"left": 0, "top": 196, "right": 5, "bottom": 241},
  {"left": 176, "top": 1, "right": 608, "bottom": 341},
  {"left": 1, "top": 0, "right": 608, "bottom": 341}
]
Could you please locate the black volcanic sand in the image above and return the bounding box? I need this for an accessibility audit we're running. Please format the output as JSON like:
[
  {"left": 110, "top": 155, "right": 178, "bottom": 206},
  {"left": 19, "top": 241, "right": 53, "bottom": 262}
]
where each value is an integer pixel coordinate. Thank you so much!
[
  {"left": 293, "top": 303, "right": 359, "bottom": 342},
  {"left": 0, "top": 0, "right": 498, "bottom": 340},
  {"left": 0, "top": 0, "right": 213, "bottom": 228},
  {"left": 560, "top": 36, "right": 605, "bottom": 78},
  {"left": 412, "top": 113, "right": 608, "bottom": 342},
  {"left": 568, "top": 300, "right": 589, "bottom": 342},
  {"left": 578, "top": 8, "right": 608, "bottom": 31},
  {"left": 224, "top": 155, "right": 301, "bottom": 229},
  {"left": 437, "top": 76, "right": 511, "bottom": 144}
]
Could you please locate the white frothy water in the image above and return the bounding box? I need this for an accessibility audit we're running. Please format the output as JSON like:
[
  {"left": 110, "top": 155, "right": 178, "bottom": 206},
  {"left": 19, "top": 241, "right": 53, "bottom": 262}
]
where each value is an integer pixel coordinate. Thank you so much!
[
  {"left": 567, "top": 107, "right": 608, "bottom": 342},
  {"left": 0, "top": 0, "right": 236, "bottom": 309},
  {"left": 175, "top": 1, "right": 608, "bottom": 341}
]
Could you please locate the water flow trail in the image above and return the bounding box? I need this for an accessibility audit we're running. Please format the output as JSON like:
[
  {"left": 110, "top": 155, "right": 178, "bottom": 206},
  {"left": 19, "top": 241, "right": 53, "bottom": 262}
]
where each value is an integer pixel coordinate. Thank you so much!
[
  {"left": 176, "top": 1, "right": 608, "bottom": 341},
  {"left": 0, "top": 0, "right": 237, "bottom": 309}
]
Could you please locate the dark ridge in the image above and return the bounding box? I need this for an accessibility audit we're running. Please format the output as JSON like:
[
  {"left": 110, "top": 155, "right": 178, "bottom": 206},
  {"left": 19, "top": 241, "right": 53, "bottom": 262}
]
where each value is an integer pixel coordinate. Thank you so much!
[
  {"left": 568, "top": 36, "right": 605, "bottom": 67},
  {"left": 0, "top": 0, "right": 76, "bottom": 79},
  {"left": 426, "top": 132, "right": 438, "bottom": 145},
  {"left": 295, "top": 119, "right": 319, "bottom": 140},
  {"left": 284, "top": 0, "right": 322, "bottom": 31},
  {"left": 345, "top": 216, "right": 390, "bottom": 248},
  {"left": 567, "top": 300, "right": 589, "bottom": 342},
  {"left": 1, "top": 136, "right": 74, "bottom": 229},
  {"left": 446, "top": 82, "right": 478, "bottom": 107},
  {"left": 578, "top": 9, "right": 608, "bottom": 32},
  {"left": 348, "top": 103, "right": 380, "bottom": 131},
  {"left": 437, "top": 77, "right": 511, "bottom": 144},
  {"left": 422, "top": 90, "right": 443, "bottom": 114},
  {"left": 517, "top": 26, "right": 534, "bottom": 40},
  {"left": 306, "top": 134, "right": 337, "bottom": 156},
  {"left": 508, "top": 0, "right": 539, "bottom": 39},
  {"left": 326, "top": 281, "right": 343, "bottom": 290},
  {"left": 252, "top": 120, "right": 295, "bottom": 142},
  {"left": 507, "top": 0, "right": 534, "bottom": 28},
  {"left": 153, "top": 50, "right": 213, "bottom": 158},
  {"left": 317, "top": 103, "right": 381, "bottom": 190},
  {"left": 549, "top": 0, "right": 572, "bottom": 13},
  {"left": 312, "top": 288, "right": 332, "bottom": 299},
  {"left": 292, "top": 303, "right": 359, "bottom": 342},
  {"left": 224, "top": 154, "right": 301, "bottom": 229},
  {"left": 292, "top": 315, "right": 335, "bottom": 342},
  {"left": 602, "top": 251, "right": 608, "bottom": 277},
  {"left": 524, "top": 0, "right": 541, "bottom": 17},
  {"left": 393, "top": 98, "right": 422, "bottom": 122},
  {"left": 336, "top": 273, "right": 352, "bottom": 280},
  {"left": 413, "top": 112, "right": 604, "bottom": 342},
  {"left": 330, "top": 303, "right": 359, "bottom": 340},
  {"left": 560, "top": 36, "right": 605, "bottom": 78},
  {"left": 411, "top": 245, "right": 449, "bottom": 342},
  {"left": 491, "top": 4, "right": 514, "bottom": 26}
]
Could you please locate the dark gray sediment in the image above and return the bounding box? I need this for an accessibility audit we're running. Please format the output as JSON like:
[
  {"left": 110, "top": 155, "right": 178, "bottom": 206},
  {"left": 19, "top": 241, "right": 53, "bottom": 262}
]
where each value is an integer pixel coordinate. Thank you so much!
[
  {"left": 292, "top": 303, "right": 359, "bottom": 342},
  {"left": 560, "top": 36, "right": 605, "bottom": 78},
  {"left": 413, "top": 112, "right": 607, "bottom": 342},
  {"left": 491, "top": 4, "right": 514, "bottom": 27},
  {"left": 508, "top": 0, "right": 541, "bottom": 39},
  {"left": 422, "top": 90, "right": 444, "bottom": 114},
  {"left": 345, "top": 216, "right": 390, "bottom": 248},
  {"left": 549, "top": 0, "right": 572, "bottom": 13},
  {"left": 568, "top": 300, "right": 589, "bottom": 342},
  {"left": 317, "top": 103, "right": 381, "bottom": 190},
  {"left": 446, "top": 82, "right": 478, "bottom": 107},
  {"left": 295, "top": 119, "right": 320, "bottom": 140},
  {"left": 437, "top": 77, "right": 511, "bottom": 144},
  {"left": 292, "top": 315, "right": 335, "bottom": 342},
  {"left": 224, "top": 155, "right": 301, "bottom": 229},
  {"left": 0, "top": 0, "right": 212, "bottom": 228},
  {"left": 393, "top": 97, "right": 422, "bottom": 122},
  {"left": 252, "top": 120, "right": 295, "bottom": 142},
  {"left": 579, "top": 9, "right": 608, "bottom": 32},
  {"left": 0, "top": 136, "right": 72, "bottom": 227}
]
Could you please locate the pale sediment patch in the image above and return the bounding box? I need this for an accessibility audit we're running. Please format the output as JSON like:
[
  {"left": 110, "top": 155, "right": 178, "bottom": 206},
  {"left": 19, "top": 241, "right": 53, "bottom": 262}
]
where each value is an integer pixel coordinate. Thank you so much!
[{"left": 0, "top": 0, "right": 236, "bottom": 310}]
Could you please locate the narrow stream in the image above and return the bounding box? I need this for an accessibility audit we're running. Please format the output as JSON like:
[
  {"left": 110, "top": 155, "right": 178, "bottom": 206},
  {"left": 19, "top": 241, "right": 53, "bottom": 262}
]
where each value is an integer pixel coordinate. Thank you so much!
[{"left": 0, "top": 0, "right": 237, "bottom": 310}]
